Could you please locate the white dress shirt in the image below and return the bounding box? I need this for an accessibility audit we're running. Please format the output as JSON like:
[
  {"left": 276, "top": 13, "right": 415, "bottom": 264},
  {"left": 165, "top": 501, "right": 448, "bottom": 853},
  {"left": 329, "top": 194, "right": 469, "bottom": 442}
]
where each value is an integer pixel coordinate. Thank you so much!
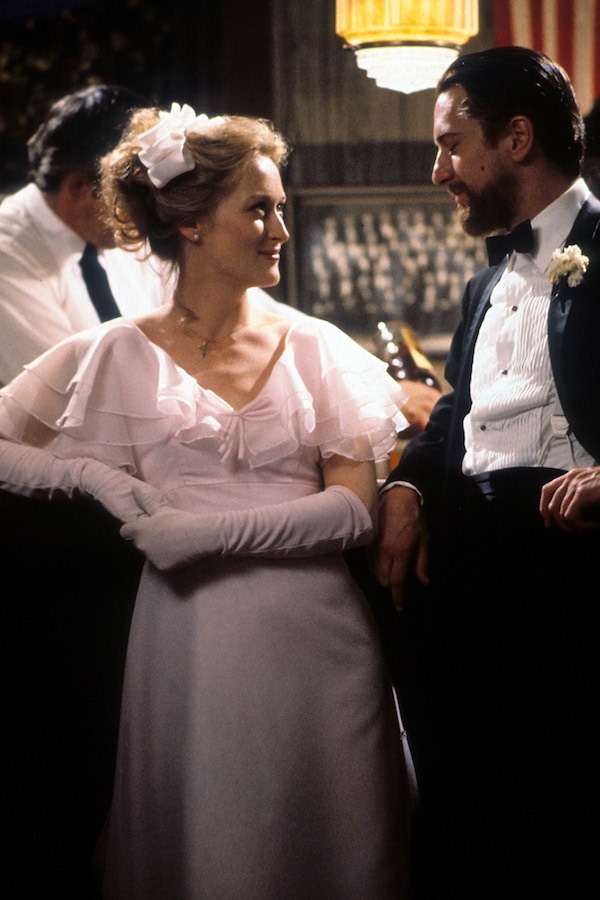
[
  {"left": 463, "top": 178, "right": 596, "bottom": 475},
  {"left": 0, "top": 183, "right": 167, "bottom": 386}
]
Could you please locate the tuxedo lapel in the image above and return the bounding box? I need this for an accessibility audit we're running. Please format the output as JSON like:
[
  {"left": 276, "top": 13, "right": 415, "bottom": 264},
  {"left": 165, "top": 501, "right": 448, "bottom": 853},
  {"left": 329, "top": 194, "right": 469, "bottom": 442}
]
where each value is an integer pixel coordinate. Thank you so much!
[
  {"left": 445, "top": 263, "right": 507, "bottom": 470},
  {"left": 550, "top": 197, "right": 600, "bottom": 309},
  {"left": 457, "top": 264, "right": 506, "bottom": 402},
  {"left": 548, "top": 198, "right": 600, "bottom": 404},
  {"left": 464, "top": 265, "right": 505, "bottom": 354},
  {"left": 547, "top": 196, "right": 600, "bottom": 458}
]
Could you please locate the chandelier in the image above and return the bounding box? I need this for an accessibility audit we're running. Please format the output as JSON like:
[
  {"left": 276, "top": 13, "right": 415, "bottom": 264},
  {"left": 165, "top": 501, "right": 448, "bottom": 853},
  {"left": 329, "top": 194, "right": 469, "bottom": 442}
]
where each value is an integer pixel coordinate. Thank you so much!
[{"left": 336, "top": 0, "right": 479, "bottom": 94}]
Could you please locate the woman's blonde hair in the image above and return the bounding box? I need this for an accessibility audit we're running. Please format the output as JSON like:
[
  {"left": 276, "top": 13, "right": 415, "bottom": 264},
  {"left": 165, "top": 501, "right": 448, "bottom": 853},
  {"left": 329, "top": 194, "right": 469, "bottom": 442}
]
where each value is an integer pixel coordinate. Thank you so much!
[{"left": 100, "top": 109, "right": 290, "bottom": 266}]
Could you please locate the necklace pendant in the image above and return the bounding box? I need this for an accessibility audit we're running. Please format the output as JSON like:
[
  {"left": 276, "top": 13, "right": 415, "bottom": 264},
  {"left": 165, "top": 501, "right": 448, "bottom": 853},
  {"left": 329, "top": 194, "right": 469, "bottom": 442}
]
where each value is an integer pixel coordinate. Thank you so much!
[{"left": 199, "top": 340, "right": 210, "bottom": 358}]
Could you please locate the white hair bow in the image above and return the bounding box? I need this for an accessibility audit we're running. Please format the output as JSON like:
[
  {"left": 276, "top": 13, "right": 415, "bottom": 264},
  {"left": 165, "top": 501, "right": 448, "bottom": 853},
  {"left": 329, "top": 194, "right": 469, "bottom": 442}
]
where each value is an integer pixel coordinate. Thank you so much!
[{"left": 138, "top": 102, "right": 224, "bottom": 188}]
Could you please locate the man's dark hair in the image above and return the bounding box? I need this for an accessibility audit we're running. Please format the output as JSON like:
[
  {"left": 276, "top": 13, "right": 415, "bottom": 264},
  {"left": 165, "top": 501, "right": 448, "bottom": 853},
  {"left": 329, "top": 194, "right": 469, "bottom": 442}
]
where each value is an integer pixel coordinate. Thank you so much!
[
  {"left": 438, "top": 46, "right": 584, "bottom": 179},
  {"left": 27, "top": 85, "right": 148, "bottom": 192}
]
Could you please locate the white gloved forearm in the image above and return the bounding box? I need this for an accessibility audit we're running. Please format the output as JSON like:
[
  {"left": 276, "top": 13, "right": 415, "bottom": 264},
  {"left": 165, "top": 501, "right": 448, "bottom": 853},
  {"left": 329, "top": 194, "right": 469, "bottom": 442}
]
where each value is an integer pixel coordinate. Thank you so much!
[
  {"left": 0, "top": 438, "right": 164, "bottom": 522},
  {"left": 0, "top": 438, "right": 86, "bottom": 498},
  {"left": 121, "top": 484, "right": 374, "bottom": 570},
  {"left": 79, "top": 459, "right": 166, "bottom": 522}
]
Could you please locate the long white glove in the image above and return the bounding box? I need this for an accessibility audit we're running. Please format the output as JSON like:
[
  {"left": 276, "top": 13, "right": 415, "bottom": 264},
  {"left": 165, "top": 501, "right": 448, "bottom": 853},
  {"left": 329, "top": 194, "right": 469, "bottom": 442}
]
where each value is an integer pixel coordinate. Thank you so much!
[
  {"left": 0, "top": 438, "right": 165, "bottom": 523},
  {"left": 120, "top": 484, "right": 374, "bottom": 570}
]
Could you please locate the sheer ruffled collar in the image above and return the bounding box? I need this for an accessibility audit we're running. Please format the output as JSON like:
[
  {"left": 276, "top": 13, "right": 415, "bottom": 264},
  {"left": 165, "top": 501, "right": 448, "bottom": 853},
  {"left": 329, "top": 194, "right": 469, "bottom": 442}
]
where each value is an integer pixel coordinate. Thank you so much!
[{"left": 2, "top": 318, "right": 406, "bottom": 469}]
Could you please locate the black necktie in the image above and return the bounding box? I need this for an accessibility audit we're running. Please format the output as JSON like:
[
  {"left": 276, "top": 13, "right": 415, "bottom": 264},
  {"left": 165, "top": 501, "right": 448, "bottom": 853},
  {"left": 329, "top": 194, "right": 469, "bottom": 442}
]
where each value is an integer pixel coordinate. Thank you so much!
[
  {"left": 486, "top": 219, "right": 534, "bottom": 266},
  {"left": 79, "top": 243, "right": 121, "bottom": 322}
]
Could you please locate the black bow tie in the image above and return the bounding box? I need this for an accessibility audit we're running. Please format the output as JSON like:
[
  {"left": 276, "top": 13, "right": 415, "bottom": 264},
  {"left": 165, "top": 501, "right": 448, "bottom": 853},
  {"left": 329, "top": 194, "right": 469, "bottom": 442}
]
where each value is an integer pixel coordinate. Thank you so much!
[{"left": 486, "top": 220, "right": 534, "bottom": 266}]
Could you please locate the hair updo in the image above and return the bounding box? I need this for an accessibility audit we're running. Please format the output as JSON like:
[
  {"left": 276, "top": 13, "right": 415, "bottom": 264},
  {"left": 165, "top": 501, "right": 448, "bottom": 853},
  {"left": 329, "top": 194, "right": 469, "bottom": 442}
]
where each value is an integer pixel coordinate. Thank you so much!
[{"left": 100, "top": 109, "right": 290, "bottom": 266}]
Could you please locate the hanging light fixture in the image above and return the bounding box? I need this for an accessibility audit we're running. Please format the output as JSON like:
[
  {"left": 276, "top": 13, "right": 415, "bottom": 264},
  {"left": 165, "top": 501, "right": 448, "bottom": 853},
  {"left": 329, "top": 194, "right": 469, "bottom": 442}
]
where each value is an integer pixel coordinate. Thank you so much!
[{"left": 336, "top": 0, "right": 479, "bottom": 94}]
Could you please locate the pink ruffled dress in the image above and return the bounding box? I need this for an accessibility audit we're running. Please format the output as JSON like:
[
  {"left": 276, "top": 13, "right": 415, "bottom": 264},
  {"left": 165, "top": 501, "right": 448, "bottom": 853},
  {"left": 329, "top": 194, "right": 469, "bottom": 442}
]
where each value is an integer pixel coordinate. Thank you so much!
[{"left": 0, "top": 316, "right": 413, "bottom": 899}]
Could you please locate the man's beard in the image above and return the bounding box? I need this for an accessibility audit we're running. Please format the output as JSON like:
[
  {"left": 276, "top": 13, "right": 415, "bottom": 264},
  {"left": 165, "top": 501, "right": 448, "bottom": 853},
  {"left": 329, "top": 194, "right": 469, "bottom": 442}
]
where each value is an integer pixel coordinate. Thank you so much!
[{"left": 455, "top": 170, "right": 517, "bottom": 237}]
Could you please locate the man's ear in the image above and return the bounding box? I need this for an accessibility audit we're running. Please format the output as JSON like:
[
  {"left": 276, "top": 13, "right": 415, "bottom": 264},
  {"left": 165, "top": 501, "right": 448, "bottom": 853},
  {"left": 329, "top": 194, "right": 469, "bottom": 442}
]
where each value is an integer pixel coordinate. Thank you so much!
[{"left": 507, "top": 115, "right": 535, "bottom": 162}]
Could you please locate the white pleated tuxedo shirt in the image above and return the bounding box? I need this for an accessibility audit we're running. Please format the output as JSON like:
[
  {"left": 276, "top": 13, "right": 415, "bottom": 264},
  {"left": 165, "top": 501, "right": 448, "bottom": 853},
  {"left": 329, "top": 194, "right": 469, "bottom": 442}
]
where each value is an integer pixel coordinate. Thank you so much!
[{"left": 463, "top": 178, "right": 597, "bottom": 475}]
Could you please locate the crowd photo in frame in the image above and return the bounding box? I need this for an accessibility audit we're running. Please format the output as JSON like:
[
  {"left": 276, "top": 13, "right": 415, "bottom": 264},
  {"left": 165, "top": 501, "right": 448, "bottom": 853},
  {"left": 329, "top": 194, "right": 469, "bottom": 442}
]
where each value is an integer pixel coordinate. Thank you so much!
[{"left": 284, "top": 185, "right": 488, "bottom": 353}]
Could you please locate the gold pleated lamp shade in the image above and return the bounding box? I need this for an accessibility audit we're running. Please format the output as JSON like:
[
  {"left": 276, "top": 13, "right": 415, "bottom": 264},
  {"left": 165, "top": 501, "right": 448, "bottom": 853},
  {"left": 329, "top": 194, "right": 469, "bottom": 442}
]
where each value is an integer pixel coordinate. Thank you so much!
[{"left": 336, "top": 0, "right": 479, "bottom": 94}]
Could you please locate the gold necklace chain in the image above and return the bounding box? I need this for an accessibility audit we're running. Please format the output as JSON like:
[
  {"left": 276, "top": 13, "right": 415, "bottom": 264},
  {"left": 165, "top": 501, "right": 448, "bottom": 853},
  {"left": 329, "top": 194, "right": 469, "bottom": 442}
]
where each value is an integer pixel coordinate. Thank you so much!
[
  {"left": 197, "top": 321, "right": 251, "bottom": 357},
  {"left": 173, "top": 301, "right": 252, "bottom": 357}
]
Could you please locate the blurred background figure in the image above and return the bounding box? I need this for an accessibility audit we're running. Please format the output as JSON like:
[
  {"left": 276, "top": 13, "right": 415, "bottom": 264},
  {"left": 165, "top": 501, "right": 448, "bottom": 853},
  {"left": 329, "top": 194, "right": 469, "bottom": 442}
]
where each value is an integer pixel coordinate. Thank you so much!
[
  {"left": 0, "top": 84, "right": 166, "bottom": 387},
  {"left": 583, "top": 95, "right": 600, "bottom": 198}
]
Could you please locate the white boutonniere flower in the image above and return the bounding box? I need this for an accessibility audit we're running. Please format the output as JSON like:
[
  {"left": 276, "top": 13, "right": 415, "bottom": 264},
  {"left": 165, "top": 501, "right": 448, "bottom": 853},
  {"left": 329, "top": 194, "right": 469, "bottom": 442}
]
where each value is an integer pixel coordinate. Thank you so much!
[{"left": 548, "top": 244, "right": 589, "bottom": 288}]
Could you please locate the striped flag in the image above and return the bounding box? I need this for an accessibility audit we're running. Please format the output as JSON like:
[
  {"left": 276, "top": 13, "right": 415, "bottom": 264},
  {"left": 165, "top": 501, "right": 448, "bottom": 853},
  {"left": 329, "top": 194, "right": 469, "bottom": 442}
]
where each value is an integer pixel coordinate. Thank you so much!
[{"left": 493, "top": 0, "right": 600, "bottom": 114}]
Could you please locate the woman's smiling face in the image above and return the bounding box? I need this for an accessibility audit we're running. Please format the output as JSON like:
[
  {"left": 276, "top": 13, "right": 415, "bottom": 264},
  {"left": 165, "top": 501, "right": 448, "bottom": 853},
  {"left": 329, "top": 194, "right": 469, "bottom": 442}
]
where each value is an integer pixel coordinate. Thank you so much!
[{"left": 195, "top": 153, "right": 289, "bottom": 291}]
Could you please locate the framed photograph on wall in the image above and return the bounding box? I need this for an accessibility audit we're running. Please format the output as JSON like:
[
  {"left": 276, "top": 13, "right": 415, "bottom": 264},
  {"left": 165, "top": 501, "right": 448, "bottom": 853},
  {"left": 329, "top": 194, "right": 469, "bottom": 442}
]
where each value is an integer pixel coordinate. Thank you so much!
[{"left": 284, "top": 185, "right": 488, "bottom": 351}]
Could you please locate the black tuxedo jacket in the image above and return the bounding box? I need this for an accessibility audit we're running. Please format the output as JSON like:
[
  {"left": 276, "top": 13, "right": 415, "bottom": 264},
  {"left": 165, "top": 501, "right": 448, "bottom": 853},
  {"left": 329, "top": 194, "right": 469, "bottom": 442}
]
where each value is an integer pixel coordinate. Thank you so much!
[{"left": 389, "top": 193, "right": 600, "bottom": 521}]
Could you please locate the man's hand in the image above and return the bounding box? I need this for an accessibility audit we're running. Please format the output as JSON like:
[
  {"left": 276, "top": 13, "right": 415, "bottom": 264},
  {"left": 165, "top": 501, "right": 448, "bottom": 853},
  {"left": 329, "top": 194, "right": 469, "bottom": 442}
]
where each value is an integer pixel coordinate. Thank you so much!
[
  {"left": 397, "top": 380, "right": 442, "bottom": 438},
  {"left": 373, "top": 485, "right": 429, "bottom": 611},
  {"left": 539, "top": 466, "right": 600, "bottom": 534}
]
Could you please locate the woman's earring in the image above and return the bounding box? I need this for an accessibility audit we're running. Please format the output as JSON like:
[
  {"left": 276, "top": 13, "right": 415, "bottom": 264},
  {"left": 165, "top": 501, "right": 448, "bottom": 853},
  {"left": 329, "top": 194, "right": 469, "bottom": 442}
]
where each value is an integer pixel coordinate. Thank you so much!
[{"left": 193, "top": 233, "right": 200, "bottom": 242}]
